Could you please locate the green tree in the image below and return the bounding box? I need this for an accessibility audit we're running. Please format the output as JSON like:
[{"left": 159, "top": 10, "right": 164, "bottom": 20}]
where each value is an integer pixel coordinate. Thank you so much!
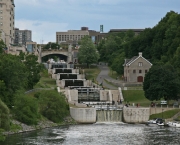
[
  {"left": 13, "top": 93, "right": 39, "bottom": 125},
  {"left": 0, "top": 99, "right": 10, "bottom": 130},
  {"left": 24, "top": 54, "right": 42, "bottom": 89},
  {"left": 0, "top": 40, "right": 6, "bottom": 54},
  {"left": 143, "top": 65, "right": 180, "bottom": 101},
  {"left": 78, "top": 36, "right": 99, "bottom": 67},
  {"left": 38, "top": 90, "right": 69, "bottom": 123},
  {"left": 0, "top": 54, "right": 28, "bottom": 107},
  {"left": 43, "top": 42, "right": 60, "bottom": 50}
]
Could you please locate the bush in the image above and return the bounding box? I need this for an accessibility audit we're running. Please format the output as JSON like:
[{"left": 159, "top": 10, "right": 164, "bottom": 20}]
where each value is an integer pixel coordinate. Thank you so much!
[
  {"left": 0, "top": 99, "right": 10, "bottom": 130},
  {"left": 13, "top": 94, "right": 39, "bottom": 125},
  {"left": 38, "top": 90, "right": 69, "bottom": 123}
]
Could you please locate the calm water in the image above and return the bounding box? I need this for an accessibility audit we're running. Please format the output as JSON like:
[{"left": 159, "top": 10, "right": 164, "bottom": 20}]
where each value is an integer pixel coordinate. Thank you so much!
[{"left": 2, "top": 123, "right": 180, "bottom": 145}]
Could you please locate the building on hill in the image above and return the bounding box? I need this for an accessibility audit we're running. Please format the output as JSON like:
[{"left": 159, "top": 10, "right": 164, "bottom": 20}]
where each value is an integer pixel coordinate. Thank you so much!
[
  {"left": 14, "top": 28, "right": 32, "bottom": 46},
  {"left": 109, "top": 29, "right": 144, "bottom": 35},
  {"left": 123, "top": 52, "right": 152, "bottom": 83},
  {"left": 0, "top": 0, "right": 15, "bottom": 46},
  {"left": 56, "top": 27, "right": 107, "bottom": 45}
]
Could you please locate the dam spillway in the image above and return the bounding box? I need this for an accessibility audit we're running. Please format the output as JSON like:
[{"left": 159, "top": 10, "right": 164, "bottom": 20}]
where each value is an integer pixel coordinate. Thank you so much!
[{"left": 96, "top": 110, "right": 123, "bottom": 122}]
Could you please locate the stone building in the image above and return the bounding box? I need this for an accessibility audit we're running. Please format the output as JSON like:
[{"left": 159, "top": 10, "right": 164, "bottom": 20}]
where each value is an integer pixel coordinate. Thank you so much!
[
  {"left": 0, "top": 0, "right": 15, "bottom": 46},
  {"left": 123, "top": 52, "right": 152, "bottom": 82}
]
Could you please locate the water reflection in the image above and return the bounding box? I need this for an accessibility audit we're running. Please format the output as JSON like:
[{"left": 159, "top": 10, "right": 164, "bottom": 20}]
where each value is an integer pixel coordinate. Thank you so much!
[{"left": 2, "top": 123, "right": 180, "bottom": 145}]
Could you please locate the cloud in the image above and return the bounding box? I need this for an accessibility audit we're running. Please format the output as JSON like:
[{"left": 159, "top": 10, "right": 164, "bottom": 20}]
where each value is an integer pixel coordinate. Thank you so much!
[{"left": 15, "top": 20, "right": 69, "bottom": 44}]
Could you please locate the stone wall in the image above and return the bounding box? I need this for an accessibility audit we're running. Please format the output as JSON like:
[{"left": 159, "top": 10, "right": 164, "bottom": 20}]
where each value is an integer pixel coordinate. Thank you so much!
[
  {"left": 70, "top": 107, "right": 96, "bottom": 123},
  {"left": 123, "top": 107, "right": 150, "bottom": 123}
]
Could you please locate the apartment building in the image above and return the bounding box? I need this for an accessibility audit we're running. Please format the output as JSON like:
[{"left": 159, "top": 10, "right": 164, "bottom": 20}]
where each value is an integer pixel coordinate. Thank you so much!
[
  {"left": 0, "top": 0, "right": 15, "bottom": 46},
  {"left": 14, "top": 28, "right": 32, "bottom": 46}
]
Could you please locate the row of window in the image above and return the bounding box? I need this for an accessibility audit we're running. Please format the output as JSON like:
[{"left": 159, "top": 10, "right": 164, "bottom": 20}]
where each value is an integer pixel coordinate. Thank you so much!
[{"left": 127, "top": 70, "right": 148, "bottom": 74}]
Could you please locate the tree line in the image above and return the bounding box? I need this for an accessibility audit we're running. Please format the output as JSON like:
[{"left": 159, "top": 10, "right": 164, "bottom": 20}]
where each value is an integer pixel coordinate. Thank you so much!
[
  {"left": 96, "top": 11, "right": 180, "bottom": 102},
  {"left": 0, "top": 44, "right": 69, "bottom": 141}
]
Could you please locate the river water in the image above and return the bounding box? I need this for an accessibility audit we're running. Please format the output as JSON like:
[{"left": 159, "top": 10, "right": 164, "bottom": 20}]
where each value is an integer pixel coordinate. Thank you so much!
[{"left": 2, "top": 123, "right": 180, "bottom": 145}]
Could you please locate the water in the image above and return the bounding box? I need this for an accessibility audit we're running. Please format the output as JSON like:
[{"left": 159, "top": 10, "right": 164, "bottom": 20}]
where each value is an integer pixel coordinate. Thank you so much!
[
  {"left": 96, "top": 110, "right": 122, "bottom": 122},
  {"left": 2, "top": 123, "right": 180, "bottom": 145}
]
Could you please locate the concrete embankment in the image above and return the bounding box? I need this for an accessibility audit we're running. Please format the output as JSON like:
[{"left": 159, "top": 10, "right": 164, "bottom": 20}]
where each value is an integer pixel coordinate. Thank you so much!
[
  {"left": 70, "top": 107, "right": 96, "bottom": 123},
  {"left": 70, "top": 107, "right": 150, "bottom": 123},
  {"left": 123, "top": 107, "right": 150, "bottom": 123}
]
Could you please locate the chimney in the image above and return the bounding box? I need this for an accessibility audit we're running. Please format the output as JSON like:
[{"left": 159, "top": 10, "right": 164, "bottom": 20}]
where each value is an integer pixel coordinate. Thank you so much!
[{"left": 139, "top": 52, "right": 142, "bottom": 57}]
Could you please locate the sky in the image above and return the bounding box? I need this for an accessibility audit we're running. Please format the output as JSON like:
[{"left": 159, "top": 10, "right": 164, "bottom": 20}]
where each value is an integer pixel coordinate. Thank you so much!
[{"left": 15, "top": 0, "right": 180, "bottom": 44}]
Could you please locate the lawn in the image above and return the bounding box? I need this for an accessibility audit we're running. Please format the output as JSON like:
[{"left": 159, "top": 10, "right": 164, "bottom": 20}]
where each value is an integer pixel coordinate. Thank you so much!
[
  {"left": 122, "top": 90, "right": 151, "bottom": 107},
  {"left": 83, "top": 66, "right": 100, "bottom": 82},
  {"left": 150, "top": 109, "right": 180, "bottom": 119},
  {"left": 108, "top": 68, "right": 121, "bottom": 80},
  {"left": 34, "top": 77, "right": 56, "bottom": 89}
]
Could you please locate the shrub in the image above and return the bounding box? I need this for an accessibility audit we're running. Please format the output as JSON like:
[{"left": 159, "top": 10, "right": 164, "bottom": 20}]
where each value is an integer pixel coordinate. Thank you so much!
[
  {"left": 0, "top": 99, "right": 10, "bottom": 130},
  {"left": 38, "top": 90, "right": 69, "bottom": 123},
  {"left": 13, "top": 94, "right": 39, "bottom": 125}
]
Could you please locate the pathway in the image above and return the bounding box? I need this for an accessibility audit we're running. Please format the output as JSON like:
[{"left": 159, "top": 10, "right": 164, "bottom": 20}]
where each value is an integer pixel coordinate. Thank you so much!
[{"left": 96, "top": 64, "right": 123, "bottom": 90}]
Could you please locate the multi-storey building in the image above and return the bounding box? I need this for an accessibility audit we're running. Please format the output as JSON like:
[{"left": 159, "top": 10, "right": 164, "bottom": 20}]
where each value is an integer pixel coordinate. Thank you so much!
[
  {"left": 0, "top": 0, "right": 15, "bottom": 46},
  {"left": 56, "top": 29, "right": 89, "bottom": 44},
  {"left": 56, "top": 27, "right": 107, "bottom": 45},
  {"left": 14, "top": 28, "right": 32, "bottom": 46}
]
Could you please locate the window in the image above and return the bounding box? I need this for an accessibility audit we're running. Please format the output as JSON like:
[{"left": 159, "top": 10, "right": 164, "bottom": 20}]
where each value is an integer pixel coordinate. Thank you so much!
[
  {"left": 133, "top": 70, "right": 136, "bottom": 73},
  {"left": 139, "top": 70, "right": 142, "bottom": 73},
  {"left": 138, "top": 62, "right": 143, "bottom": 66},
  {"left": 145, "top": 70, "right": 148, "bottom": 73}
]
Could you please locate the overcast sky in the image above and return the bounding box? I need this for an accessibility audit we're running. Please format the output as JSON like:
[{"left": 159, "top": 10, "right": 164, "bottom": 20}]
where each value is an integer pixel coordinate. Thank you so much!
[{"left": 15, "top": 0, "right": 180, "bottom": 44}]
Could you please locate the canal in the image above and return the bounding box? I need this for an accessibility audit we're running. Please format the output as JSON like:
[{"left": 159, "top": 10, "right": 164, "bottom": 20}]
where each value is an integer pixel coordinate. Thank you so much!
[{"left": 2, "top": 123, "right": 180, "bottom": 145}]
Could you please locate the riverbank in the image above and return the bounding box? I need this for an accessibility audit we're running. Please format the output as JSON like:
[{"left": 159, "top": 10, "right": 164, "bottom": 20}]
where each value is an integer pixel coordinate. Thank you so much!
[{"left": 3, "top": 116, "right": 77, "bottom": 136}]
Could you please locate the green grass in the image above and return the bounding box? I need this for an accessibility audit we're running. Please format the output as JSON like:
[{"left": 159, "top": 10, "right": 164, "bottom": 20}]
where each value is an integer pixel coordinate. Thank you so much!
[
  {"left": 104, "top": 79, "right": 118, "bottom": 87},
  {"left": 83, "top": 66, "right": 100, "bottom": 82},
  {"left": 122, "top": 90, "right": 151, "bottom": 107},
  {"left": 34, "top": 77, "right": 56, "bottom": 89},
  {"left": 108, "top": 68, "right": 123, "bottom": 80},
  {"left": 150, "top": 109, "right": 180, "bottom": 119},
  {"left": 10, "top": 123, "right": 22, "bottom": 133}
]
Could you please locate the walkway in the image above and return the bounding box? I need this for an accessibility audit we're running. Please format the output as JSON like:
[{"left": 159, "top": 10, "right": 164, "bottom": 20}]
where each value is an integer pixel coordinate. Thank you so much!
[{"left": 96, "top": 64, "right": 123, "bottom": 90}]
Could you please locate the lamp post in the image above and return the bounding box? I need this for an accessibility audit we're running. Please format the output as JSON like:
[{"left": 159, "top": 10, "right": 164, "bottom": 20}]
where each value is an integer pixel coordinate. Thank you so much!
[{"left": 162, "top": 108, "right": 164, "bottom": 119}]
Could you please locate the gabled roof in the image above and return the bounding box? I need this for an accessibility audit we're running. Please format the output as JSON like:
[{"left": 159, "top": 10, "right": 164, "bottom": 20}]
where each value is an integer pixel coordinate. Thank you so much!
[{"left": 123, "top": 52, "right": 152, "bottom": 66}]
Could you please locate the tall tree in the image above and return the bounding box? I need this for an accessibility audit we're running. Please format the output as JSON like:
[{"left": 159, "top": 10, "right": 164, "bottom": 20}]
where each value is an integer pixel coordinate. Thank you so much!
[
  {"left": 78, "top": 36, "right": 99, "bottom": 67},
  {"left": 23, "top": 54, "right": 42, "bottom": 89},
  {"left": 143, "top": 65, "right": 180, "bottom": 101},
  {"left": 0, "top": 54, "right": 28, "bottom": 107}
]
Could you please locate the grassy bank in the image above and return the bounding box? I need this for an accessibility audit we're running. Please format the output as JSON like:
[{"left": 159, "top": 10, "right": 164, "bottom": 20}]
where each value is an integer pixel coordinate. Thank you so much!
[
  {"left": 122, "top": 90, "right": 151, "bottom": 107},
  {"left": 83, "top": 66, "right": 100, "bottom": 83},
  {"left": 149, "top": 109, "right": 180, "bottom": 119},
  {"left": 108, "top": 69, "right": 120, "bottom": 79}
]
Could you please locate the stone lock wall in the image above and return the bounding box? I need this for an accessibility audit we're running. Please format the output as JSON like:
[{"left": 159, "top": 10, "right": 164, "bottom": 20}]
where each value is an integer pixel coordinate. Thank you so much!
[{"left": 123, "top": 107, "right": 150, "bottom": 123}]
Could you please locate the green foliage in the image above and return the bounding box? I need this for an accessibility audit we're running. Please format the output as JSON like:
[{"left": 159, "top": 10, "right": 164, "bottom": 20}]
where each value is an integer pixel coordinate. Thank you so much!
[
  {"left": 0, "top": 99, "right": 10, "bottom": 130},
  {"left": 0, "top": 129, "right": 5, "bottom": 142},
  {"left": 0, "top": 40, "right": 6, "bottom": 54},
  {"left": 38, "top": 90, "right": 69, "bottom": 123},
  {"left": 143, "top": 65, "right": 180, "bottom": 101},
  {"left": 150, "top": 109, "right": 180, "bottom": 119},
  {"left": 0, "top": 54, "right": 28, "bottom": 107},
  {"left": 24, "top": 54, "right": 42, "bottom": 89},
  {"left": 78, "top": 36, "right": 99, "bottom": 67},
  {"left": 43, "top": 42, "right": 60, "bottom": 50},
  {"left": 13, "top": 93, "right": 39, "bottom": 125}
]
